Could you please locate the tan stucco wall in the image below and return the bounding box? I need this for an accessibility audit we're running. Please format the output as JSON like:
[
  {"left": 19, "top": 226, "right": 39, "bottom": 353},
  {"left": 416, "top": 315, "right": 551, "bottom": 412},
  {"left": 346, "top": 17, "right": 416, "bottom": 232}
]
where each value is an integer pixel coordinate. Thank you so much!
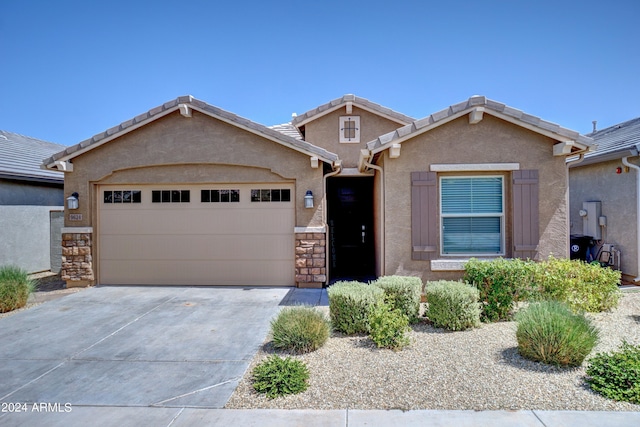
[
  {"left": 62, "top": 110, "right": 325, "bottom": 229},
  {"left": 303, "top": 106, "right": 406, "bottom": 168},
  {"left": 381, "top": 114, "right": 569, "bottom": 282},
  {"left": 569, "top": 158, "right": 638, "bottom": 278}
]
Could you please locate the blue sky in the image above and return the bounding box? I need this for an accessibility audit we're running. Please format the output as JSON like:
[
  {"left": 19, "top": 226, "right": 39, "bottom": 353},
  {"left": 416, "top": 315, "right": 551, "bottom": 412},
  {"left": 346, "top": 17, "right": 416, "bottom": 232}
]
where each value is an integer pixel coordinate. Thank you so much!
[{"left": 2, "top": 0, "right": 638, "bottom": 146}]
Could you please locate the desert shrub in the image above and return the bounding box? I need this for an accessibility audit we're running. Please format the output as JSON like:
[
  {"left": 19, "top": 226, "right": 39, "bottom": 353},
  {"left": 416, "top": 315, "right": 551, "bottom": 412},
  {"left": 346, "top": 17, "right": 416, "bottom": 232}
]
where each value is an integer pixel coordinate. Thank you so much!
[
  {"left": 372, "top": 276, "right": 422, "bottom": 323},
  {"left": 252, "top": 355, "right": 309, "bottom": 398},
  {"left": 327, "top": 281, "right": 384, "bottom": 335},
  {"left": 464, "top": 258, "right": 537, "bottom": 322},
  {"left": 515, "top": 301, "right": 599, "bottom": 367},
  {"left": 0, "top": 265, "right": 35, "bottom": 313},
  {"left": 368, "top": 300, "right": 411, "bottom": 350},
  {"left": 585, "top": 341, "right": 640, "bottom": 404},
  {"left": 270, "top": 306, "right": 330, "bottom": 354},
  {"left": 424, "top": 281, "right": 481, "bottom": 331},
  {"left": 534, "top": 256, "right": 621, "bottom": 313}
]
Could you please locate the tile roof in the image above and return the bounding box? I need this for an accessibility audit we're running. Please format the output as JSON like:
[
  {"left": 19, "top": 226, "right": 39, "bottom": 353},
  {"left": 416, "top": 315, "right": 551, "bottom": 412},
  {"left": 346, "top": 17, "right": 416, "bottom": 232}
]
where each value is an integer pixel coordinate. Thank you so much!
[
  {"left": 366, "top": 96, "right": 594, "bottom": 153},
  {"left": 269, "top": 122, "right": 302, "bottom": 139},
  {"left": 585, "top": 117, "right": 640, "bottom": 160},
  {"left": 43, "top": 96, "right": 339, "bottom": 169},
  {"left": 0, "top": 130, "right": 65, "bottom": 183},
  {"left": 291, "top": 94, "right": 415, "bottom": 127}
]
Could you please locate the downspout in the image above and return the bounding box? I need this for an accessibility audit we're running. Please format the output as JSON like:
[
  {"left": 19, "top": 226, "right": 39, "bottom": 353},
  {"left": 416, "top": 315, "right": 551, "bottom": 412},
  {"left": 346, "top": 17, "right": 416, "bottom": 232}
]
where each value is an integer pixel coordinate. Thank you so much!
[
  {"left": 566, "top": 153, "right": 585, "bottom": 259},
  {"left": 566, "top": 153, "right": 585, "bottom": 167},
  {"left": 362, "top": 156, "right": 385, "bottom": 277},
  {"left": 622, "top": 156, "right": 640, "bottom": 282},
  {"left": 323, "top": 162, "right": 342, "bottom": 282}
]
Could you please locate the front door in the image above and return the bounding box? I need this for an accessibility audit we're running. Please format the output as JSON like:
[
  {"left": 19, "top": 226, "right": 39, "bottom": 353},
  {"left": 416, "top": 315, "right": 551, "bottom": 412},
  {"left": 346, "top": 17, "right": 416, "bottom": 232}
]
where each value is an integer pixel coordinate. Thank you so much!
[{"left": 327, "top": 177, "right": 375, "bottom": 283}]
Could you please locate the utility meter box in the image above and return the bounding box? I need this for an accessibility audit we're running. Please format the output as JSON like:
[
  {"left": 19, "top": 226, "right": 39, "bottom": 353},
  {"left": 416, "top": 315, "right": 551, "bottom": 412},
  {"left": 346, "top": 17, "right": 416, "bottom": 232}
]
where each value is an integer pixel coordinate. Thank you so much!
[{"left": 582, "top": 201, "right": 602, "bottom": 240}]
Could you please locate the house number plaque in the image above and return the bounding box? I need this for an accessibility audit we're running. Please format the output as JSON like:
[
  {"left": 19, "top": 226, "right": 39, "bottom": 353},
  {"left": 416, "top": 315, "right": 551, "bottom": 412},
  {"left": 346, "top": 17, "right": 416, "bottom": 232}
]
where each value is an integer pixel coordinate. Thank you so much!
[{"left": 69, "top": 214, "right": 82, "bottom": 221}]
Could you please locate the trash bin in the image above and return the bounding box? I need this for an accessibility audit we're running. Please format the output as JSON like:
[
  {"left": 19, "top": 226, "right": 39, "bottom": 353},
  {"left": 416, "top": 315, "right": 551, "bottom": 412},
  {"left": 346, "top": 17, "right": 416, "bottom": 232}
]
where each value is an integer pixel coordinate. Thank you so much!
[{"left": 570, "top": 235, "right": 593, "bottom": 261}]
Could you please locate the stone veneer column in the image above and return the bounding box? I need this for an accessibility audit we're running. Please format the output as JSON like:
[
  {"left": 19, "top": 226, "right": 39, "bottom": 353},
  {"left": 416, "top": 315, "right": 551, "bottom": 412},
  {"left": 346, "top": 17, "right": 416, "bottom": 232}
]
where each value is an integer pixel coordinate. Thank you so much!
[
  {"left": 294, "top": 228, "right": 327, "bottom": 288},
  {"left": 61, "top": 227, "right": 95, "bottom": 288}
]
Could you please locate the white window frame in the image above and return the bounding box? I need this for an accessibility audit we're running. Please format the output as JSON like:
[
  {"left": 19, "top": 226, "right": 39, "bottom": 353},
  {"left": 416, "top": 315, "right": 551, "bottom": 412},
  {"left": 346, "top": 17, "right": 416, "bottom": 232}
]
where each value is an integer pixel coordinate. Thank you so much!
[
  {"left": 439, "top": 175, "right": 505, "bottom": 257},
  {"left": 339, "top": 116, "right": 360, "bottom": 143}
]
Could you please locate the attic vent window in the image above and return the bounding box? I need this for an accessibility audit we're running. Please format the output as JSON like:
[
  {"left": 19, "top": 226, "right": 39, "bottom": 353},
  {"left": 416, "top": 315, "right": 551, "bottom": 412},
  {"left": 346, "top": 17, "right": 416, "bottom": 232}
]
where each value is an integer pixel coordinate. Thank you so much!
[{"left": 340, "top": 116, "right": 360, "bottom": 143}]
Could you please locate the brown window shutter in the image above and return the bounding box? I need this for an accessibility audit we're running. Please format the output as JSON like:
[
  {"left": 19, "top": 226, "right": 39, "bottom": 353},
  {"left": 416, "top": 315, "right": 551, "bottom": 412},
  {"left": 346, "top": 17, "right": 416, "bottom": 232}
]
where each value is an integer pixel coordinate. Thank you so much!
[
  {"left": 411, "top": 171, "right": 437, "bottom": 260},
  {"left": 512, "top": 170, "right": 539, "bottom": 259}
]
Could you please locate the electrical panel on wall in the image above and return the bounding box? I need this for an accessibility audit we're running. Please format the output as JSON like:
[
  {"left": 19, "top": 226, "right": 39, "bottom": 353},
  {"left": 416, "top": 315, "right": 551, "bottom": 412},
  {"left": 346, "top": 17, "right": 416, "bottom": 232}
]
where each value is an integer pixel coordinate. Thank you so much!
[{"left": 581, "top": 201, "right": 602, "bottom": 240}]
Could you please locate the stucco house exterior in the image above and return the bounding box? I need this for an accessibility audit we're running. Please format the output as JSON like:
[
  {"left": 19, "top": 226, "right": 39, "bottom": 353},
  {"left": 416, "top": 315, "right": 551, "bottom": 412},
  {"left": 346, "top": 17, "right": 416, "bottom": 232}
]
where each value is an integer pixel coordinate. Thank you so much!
[
  {"left": 569, "top": 117, "right": 640, "bottom": 283},
  {"left": 1, "top": 130, "right": 66, "bottom": 273},
  {"left": 42, "top": 95, "right": 594, "bottom": 288}
]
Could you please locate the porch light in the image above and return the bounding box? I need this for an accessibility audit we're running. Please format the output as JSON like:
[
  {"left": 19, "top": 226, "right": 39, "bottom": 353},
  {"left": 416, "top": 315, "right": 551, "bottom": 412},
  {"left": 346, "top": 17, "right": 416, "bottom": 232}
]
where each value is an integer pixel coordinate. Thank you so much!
[
  {"left": 304, "top": 190, "right": 314, "bottom": 209},
  {"left": 67, "top": 192, "right": 79, "bottom": 210}
]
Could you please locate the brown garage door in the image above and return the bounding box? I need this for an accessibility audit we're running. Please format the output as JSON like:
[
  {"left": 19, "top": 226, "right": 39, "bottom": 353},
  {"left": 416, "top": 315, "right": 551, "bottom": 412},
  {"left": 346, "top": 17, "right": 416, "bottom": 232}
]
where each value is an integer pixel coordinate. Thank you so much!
[{"left": 98, "top": 184, "right": 295, "bottom": 286}]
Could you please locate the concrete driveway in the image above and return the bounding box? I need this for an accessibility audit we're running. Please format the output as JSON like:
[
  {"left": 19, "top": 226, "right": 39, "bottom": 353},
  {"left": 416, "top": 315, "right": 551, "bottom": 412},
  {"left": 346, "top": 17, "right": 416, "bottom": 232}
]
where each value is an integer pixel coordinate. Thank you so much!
[{"left": 0, "top": 286, "right": 296, "bottom": 410}]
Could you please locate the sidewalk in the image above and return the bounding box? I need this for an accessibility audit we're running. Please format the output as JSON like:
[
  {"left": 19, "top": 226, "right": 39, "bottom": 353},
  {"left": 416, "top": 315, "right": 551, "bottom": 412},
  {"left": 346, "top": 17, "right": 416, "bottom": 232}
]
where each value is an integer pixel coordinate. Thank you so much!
[{"left": 2, "top": 407, "right": 639, "bottom": 426}]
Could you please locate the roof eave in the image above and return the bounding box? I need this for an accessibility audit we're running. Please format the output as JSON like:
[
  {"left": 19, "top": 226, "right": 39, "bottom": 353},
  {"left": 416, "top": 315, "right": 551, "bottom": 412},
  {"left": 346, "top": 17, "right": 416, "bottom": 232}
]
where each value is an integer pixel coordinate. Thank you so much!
[
  {"left": 569, "top": 147, "right": 640, "bottom": 167},
  {"left": 43, "top": 98, "right": 340, "bottom": 170},
  {"left": 293, "top": 102, "right": 413, "bottom": 128},
  {"left": 0, "top": 171, "right": 64, "bottom": 185},
  {"left": 368, "top": 106, "right": 595, "bottom": 156},
  {"left": 187, "top": 104, "right": 339, "bottom": 166},
  {"left": 44, "top": 105, "right": 180, "bottom": 170}
]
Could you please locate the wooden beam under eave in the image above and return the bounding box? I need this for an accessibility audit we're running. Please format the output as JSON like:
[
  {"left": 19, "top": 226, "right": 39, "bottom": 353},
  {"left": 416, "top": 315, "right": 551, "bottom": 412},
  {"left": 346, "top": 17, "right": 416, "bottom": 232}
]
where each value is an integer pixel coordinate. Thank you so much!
[
  {"left": 179, "top": 104, "right": 192, "bottom": 117},
  {"left": 54, "top": 161, "right": 73, "bottom": 172},
  {"left": 389, "top": 143, "right": 401, "bottom": 158},
  {"left": 469, "top": 107, "right": 484, "bottom": 124},
  {"left": 553, "top": 141, "right": 576, "bottom": 156}
]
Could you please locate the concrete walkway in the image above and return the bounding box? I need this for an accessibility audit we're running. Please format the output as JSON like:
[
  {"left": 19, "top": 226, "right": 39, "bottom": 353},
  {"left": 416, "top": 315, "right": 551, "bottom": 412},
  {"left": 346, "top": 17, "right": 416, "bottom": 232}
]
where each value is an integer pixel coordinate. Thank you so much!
[
  {"left": 2, "top": 407, "right": 639, "bottom": 426},
  {"left": 1, "top": 286, "right": 638, "bottom": 426}
]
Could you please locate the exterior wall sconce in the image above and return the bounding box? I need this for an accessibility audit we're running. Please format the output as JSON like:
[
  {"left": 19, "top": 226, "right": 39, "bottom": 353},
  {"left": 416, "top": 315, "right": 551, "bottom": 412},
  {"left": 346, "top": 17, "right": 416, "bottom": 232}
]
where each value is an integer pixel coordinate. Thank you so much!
[
  {"left": 67, "top": 192, "right": 79, "bottom": 210},
  {"left": 304, "top": 190, "right": 314, "bottom": 208}
]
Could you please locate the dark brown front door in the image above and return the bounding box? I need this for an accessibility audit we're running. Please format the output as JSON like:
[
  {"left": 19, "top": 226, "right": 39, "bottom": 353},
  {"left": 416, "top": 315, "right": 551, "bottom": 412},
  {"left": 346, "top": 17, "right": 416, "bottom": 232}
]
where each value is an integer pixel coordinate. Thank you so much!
[{"left": 327, "top": 177, "right": 375, "bottom": 283}]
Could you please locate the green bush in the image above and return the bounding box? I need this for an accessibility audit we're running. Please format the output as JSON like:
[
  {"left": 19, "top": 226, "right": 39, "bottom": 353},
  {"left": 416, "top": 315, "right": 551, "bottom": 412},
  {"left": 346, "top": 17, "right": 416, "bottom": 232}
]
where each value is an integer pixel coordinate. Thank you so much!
[
  {"left": 368, "top": 300, "right": 411, "bottom": 350},
  {"left": 252, "top": 355, "right": 309, "bottom": 398},
  {"left": 515, "top": 301, "right": 599, "bottom": 367},
  {"left": 0, "top": 265, "right": 35, "bottom": 313},
  {"left": 586, "top": 341, "right": 640, "bottom": 404},
  {"left": 270, "top": 306, "right": 330, "bottom": 354},
  {"left": 327, "top": 281, "right": 384, "bottom": 335},
  {"left": 534, "top": 256, "right": 621, "bottom": 313},
  {"left": 464, "top": 258, "right": 537, "bottom": 322},
  {"left": 372, "top": 276, "right": 422, "bottom": 324},
  {"left": 424, "top": 281, "right": 481, "bottom": 331}
]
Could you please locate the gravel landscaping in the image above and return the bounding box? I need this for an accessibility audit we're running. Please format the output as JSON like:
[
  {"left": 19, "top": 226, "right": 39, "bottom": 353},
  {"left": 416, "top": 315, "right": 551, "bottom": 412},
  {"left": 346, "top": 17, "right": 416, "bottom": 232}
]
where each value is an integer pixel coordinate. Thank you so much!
[
  {"left": 0, "top": 272, "right": 83, "bottom": 320},
  {"left": 226, "top": 291, "right": 640, "bottom": 411}
]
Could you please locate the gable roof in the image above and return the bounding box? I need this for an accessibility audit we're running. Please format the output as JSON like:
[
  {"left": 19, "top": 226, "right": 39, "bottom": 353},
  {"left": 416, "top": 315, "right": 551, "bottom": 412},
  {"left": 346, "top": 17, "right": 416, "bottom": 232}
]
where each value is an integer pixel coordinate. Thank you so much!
[
  {"left": 43, "top": 96, "right": 339, "bottom": 171},
  {"left": 269, "top": 122, "right": 303, "bottom": 140},
  {"left": 366, "top": 95, "right": 595, "bottom": 156},
  {"left": 0, "top": 130, "right": 65, "bottom": 183},
  {"left": 291, "top": 94, "right": 415, "bottom": 128},
  {"left": 576, "top": 117, "right": 640, "bottom": 166}
]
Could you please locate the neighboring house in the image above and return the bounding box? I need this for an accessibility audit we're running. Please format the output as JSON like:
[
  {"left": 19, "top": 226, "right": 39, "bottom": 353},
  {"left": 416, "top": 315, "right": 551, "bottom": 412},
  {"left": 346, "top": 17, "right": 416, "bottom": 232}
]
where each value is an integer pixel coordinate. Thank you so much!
[
  {"left": 42, "top": 95, "right": 593, "bottom": 288},
  {"left": 0, "top": 130, "right": 66, "bottom": 273},
  {"left": 569, "top": 117, "right": 640, "bottom": 283}
]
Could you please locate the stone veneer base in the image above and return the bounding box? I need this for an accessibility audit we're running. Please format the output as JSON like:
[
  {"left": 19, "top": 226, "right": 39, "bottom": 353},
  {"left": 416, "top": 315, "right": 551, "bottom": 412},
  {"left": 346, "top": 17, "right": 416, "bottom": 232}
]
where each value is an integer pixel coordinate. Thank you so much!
[{"left": 295, "top": 232, "right": 326, "bottom": 287}]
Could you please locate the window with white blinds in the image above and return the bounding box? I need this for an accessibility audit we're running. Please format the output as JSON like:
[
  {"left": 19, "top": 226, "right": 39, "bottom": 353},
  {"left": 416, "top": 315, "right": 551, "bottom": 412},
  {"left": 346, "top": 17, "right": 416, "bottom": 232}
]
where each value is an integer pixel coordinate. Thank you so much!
[{"left": 440, "top": 176, "right": 504, "bottom": 255}]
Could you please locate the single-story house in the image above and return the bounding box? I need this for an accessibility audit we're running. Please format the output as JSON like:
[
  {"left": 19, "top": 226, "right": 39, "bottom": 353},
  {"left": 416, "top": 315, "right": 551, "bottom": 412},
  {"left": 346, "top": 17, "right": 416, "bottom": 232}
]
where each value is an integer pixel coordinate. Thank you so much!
[
  {"left": 569, "top": 117, "right": 640, "bottom": 283},
  {"left": 42, "top": 95, "right": 594, "bottom": 288},
  {"left": 1, "top": 130, "right": 66, "bottom": 273}
]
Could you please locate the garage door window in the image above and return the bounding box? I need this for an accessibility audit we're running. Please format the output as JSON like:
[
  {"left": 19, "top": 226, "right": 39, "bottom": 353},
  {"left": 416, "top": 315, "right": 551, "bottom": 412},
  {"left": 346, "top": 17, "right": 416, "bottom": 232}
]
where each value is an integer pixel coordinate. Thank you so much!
[
  {"left": 201, "top": 189, "right": 240, "bottom": 203},
  {"left": 104, "top": 190, "right": 141, "bottom": 204},
  {"left": 251, "top": 189, "right": 291, "bottom": 202},
  {"left": 152, "top": 190, "right": 190, "bottom": 203}
]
